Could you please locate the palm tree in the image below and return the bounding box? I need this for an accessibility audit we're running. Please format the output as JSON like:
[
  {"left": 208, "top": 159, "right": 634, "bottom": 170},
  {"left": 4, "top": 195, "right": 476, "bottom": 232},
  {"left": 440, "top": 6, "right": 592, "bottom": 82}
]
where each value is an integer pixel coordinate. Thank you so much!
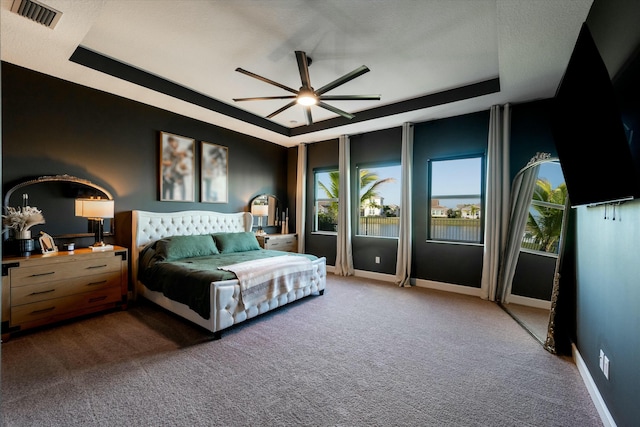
[
  {"left": 318, "top": 169, "right": 395, "bottom": 225},
  {"left": 525, "top": 178, "right": 567, "bottom": 253},
  {"left": 359, "top": 170, "right": 395, "bottom": 209}
]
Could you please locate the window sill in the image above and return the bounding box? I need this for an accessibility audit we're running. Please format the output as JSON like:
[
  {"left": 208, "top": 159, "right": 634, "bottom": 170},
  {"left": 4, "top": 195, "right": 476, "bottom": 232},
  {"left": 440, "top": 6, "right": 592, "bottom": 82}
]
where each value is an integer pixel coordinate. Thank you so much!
[{"left": 425, "top": 239, "right": 483, "bottom": 247}]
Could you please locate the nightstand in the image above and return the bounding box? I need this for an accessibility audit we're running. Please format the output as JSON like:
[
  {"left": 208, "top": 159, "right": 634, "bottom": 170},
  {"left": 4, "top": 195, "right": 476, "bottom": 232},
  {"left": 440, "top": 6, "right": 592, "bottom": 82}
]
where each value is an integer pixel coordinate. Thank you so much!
[
  {"left": 256, "top": 233, "right": 297, "bottom": 253},
  {"left": 2, "top": 246, "right": 128, "bottom": 339}
]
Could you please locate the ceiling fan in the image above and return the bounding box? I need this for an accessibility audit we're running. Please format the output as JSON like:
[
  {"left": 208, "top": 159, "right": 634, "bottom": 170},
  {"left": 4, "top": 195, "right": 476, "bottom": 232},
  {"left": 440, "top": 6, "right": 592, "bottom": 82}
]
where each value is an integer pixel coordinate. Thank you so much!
[{"left": 233, "top": 51, "right": 380, "bottom": 125}]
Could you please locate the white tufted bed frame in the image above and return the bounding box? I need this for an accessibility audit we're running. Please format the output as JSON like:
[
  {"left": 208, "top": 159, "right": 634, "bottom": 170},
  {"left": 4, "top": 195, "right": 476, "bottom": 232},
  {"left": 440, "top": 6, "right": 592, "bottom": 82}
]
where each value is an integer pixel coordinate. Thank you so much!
[{"left": 131, "top": 210, "right": 326, "bottom": 339}]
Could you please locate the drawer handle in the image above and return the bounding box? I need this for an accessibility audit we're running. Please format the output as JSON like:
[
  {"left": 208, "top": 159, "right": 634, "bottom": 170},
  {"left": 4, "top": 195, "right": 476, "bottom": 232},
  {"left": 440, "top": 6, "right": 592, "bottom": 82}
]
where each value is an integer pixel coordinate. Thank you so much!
[
  {"left": 31, "top": 306, "right": 55, "bottom": 315},
  {"left": 28, "top": 289, "right": 55, "bottom": 296},
  {"left": 86, "top": 264, "right": 108, "bottom": 270},
  {"left": 87, "top": 280, "right": 108, "bottom": 287},
  {"left": 29, "top": 271, "right": 55, "bottom": 277},
  {"left": 89, "top": 295, "right": 108, "bottom": 303}
]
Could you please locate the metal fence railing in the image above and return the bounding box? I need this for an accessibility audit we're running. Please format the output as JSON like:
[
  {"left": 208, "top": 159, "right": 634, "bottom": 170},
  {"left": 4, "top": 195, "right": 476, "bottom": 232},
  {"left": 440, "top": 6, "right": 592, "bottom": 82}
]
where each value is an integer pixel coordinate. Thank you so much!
[
  {"left": 430, "top": 218, "right": 482, "bottom": 242},
  {"left": 358, "top": 216, "right": 399, "bottom": 237},
  {"left": 521, "top": 235, "right": 559, "bottom": 254}
]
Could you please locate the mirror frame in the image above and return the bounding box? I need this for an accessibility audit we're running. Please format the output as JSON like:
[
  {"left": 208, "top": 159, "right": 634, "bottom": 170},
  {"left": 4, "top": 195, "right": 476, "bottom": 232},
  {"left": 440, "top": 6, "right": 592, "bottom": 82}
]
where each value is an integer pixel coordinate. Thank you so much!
[
  {"left": 4, "top": 174, "right": 113, "bottom": 207},
  {"left": 249, "top": 194, "right": 280, "bottom": 228},
  {"left": 502, "top": 152, "right": 566, "bottom": 353},
  {"left": 3, "top": 174, "right": 114, "bottom": 239}
]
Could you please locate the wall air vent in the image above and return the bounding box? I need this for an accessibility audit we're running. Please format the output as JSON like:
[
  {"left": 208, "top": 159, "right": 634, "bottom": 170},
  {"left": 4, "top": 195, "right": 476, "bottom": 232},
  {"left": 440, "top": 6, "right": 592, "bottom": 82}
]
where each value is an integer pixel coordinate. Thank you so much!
[{"left": 10, "top": 0, "right": 62, "bottom": 29}]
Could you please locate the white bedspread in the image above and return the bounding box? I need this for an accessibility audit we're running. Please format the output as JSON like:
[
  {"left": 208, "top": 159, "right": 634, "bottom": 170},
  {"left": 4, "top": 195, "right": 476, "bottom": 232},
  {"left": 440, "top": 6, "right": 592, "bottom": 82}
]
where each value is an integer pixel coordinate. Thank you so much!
[{"left": 219, "top": 255, "right": 313, "bottom": 307}]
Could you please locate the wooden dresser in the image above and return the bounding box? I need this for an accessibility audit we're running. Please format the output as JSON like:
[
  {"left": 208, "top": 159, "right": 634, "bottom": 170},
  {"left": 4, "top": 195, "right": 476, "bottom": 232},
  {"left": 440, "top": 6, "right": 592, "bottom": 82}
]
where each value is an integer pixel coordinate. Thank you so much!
[
  {"left": 1, "top": 246, "right": 128, "bottom": 339},
  {"left": 256, "top": 233, "right": 298, "bottom": 253}
]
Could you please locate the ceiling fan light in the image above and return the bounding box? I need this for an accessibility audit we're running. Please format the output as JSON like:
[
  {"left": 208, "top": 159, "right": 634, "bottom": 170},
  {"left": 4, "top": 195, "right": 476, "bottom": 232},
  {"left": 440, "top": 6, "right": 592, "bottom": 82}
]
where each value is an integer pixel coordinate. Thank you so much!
[
  {"left": 297, "top": 87, "right": 317, "bottom": 106},
  {"left": 297, "top": 95, "right": 317, "bottom": 106}
]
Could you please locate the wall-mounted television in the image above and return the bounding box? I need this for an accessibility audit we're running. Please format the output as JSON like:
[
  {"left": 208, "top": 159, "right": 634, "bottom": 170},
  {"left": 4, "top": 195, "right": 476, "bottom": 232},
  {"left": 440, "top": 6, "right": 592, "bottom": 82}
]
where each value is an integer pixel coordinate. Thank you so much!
[
  {"left": 551, "top": 23, "right": 639, "bottom": 207},
  {"left": 613, "top": 43, "right": 640, "bottom": 186}
]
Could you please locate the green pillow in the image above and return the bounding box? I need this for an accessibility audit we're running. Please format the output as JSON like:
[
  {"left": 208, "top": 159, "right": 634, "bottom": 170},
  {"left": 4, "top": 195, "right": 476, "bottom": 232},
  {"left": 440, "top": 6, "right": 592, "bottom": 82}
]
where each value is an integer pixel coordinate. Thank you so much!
[
  {"left": 213, "top": 232, "right": 261, "bottom": 253},
  {"left": 155, "top": 234, "right": 219, "bottom": 261}
]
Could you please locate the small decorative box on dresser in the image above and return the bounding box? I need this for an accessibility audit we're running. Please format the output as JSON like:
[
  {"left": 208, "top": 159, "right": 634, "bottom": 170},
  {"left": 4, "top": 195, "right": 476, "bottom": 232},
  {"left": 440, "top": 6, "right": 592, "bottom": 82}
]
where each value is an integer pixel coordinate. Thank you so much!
[
  {"left": 256, "top": 233, "right": 298, "bottom": 253},
  {"left": 1, "top": 246, "right": 128, "bottom": 340}
]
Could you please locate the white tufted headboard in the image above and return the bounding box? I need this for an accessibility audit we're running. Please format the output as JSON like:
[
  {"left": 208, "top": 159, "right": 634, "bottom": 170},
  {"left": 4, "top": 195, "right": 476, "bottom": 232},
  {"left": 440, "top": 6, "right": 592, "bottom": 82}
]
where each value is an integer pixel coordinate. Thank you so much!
[{"left": 131, "top": 210, "right": 253, "bottom": 290}]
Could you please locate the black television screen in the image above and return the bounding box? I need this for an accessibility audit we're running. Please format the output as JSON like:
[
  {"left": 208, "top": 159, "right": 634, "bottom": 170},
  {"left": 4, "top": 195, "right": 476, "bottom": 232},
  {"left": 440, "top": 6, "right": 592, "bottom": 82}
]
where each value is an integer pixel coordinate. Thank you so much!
[
  {"left": 614, "top": 44, "right": 640, "bottom": 186},
  {"left": 551, "top": 23, "right": 638, "bottom": 207}
]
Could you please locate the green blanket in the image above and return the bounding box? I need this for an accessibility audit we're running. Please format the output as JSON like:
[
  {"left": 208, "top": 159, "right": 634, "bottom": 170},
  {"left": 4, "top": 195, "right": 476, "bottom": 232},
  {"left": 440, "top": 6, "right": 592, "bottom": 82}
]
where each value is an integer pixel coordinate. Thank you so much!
[{"left": 138, "top": 247, "right": 317, "bottom": 319}]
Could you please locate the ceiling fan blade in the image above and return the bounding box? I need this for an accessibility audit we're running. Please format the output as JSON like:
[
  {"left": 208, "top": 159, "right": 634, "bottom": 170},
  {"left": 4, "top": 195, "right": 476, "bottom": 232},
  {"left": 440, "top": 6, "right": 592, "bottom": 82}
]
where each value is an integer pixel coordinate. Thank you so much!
[
  {"left": 317, "top": 101, "right": 355, "bottom": 120},
  {"left": 304, "top": 106, "right": 313, "bottom": 126},
  {"left": 319, "top": 95, "right": 381, "bottom": 101},
  {"left": 266, "top": 100, "right": 298, "bottom": 119},
  {"left": 233, "top": 96, "right": 297, "bottom": 101},
  {"left": 235, "top": 68, "right": 298, "bottom": 94},
  {"left": 316, "top": 65, "right": 370, "bottom": 95},
  {"left": 295, "top": 51, "right": 312, "bottom": 89}
]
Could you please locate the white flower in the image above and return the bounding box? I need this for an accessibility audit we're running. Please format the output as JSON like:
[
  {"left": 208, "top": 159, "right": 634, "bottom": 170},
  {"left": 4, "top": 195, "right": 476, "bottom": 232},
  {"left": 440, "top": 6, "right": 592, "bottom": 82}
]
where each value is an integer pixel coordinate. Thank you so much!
[{"left": 2, "top": 206, "right": 46, "bottom": 234}]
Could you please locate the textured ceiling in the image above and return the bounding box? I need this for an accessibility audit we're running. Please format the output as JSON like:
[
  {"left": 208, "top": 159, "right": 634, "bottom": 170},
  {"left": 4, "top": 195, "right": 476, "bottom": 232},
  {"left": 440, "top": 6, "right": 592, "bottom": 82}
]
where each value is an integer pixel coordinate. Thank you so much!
[{"left": 1, "top": 0, "right": 593, "bottom": 146}]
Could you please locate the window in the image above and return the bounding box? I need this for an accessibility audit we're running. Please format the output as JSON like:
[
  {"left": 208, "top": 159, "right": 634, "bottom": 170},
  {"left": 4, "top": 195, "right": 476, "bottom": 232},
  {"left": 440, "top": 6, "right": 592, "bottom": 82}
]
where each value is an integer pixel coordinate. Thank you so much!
[
  {"left": 357, "top": 163, "right": 401, "bottom": 238},
  {"left": 428, "top": 156, "right": 484, "bottom": 243},
  {"left": 314, "top": 169, "right": 339, "bottom": 233},
  {"left": 521, "top": 162, "right": 567, "bottom": 255}
]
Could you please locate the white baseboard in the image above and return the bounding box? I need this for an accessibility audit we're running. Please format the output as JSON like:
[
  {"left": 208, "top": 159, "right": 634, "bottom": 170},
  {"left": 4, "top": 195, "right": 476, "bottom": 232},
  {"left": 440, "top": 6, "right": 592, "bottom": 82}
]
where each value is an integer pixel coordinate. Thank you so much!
[
  {"left": 354, "top": 269, "right": 396, "bottom": 283},
  {"left": 572, "top": 343, "right": 617, "bottom": 427},
  {"left": 325, "top": 266, "right": 398, "bottom": 284},
  {"left": 506, "top": 294, "right": 552, "bottom": 310},
  {"left": 413, "top": 278, "right": 482, "bottom": 297}
]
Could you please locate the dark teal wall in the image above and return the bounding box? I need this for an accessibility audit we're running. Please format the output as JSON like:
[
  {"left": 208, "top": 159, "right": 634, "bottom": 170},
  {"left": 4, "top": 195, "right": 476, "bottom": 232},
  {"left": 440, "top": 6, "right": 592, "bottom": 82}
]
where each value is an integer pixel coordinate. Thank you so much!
[
  {"left": 305, "top": 139, "right": 339, "bottom": 264},
  {"left": 2, "top": 62, "right": 288, "bottom": 248},
  {"left": 302, "top": 105, "right": 559, "bottom": 291},
  {"left": 350, "top": 127, "right": 402, "bottom": 273},
  {"left": 509, "top": 98, "right": 558, "bottom": 180},
  {"left": 575, "top": 200, "right": 640, "bottom": 427},
  {"left": 412, "top": 111, "right": 488, "bottom": 287},
  {"left": 509, "top": 98, "right": 559, "bottom": 300},
  {"left": 511, "top": 253, "right": 556, "bottom": 300}
]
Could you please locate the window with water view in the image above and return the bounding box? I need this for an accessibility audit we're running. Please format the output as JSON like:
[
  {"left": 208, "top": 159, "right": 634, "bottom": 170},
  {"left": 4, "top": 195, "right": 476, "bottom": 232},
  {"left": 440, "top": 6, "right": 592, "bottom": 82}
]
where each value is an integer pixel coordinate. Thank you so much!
[
  {"left": 314, "top": 169, "right": 339, "bottom": 233},
  {"left": 428, "top": 156, "right": 484, "bottom": 243},
  {"left": 314, "top": 164, "right": 401, "bottom": 237},
  {"left": 357, "top": 164, "right": 401, "bottom": 238}
]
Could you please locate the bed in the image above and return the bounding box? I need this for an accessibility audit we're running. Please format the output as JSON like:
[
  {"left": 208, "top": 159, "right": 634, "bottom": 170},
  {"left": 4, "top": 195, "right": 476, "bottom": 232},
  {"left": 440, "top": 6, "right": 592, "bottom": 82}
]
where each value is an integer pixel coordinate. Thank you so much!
[{"left": 131, "top": 210, "right": 326, "bottom": 338}]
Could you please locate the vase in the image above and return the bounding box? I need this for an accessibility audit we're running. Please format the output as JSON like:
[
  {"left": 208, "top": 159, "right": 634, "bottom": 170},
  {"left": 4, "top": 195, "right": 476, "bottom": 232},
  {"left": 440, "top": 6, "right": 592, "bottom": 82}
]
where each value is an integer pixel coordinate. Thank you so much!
[
  {"left": 15, "top": 230, "right": 34, "bottom": 256},
  {"left": 16, "top": 230, "right": 32, "bottom": 240}
]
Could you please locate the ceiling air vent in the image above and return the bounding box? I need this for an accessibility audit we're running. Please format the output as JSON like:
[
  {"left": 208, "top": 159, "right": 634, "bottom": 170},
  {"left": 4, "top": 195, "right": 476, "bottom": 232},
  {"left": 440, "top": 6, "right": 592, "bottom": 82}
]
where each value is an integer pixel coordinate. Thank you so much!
[{"left": 10, "top": 0, "right": 62, "bottom": 29}]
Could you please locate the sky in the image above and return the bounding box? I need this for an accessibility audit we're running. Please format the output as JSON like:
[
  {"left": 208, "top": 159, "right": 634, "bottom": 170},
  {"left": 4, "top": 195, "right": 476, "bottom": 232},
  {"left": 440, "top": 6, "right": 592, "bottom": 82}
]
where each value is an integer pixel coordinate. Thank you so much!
[
  {"left": 362, "top": 165, "right": 402, "bottom": 205},
  {"left": 537, "top": 161, "right": 565, "bottom": 188}
]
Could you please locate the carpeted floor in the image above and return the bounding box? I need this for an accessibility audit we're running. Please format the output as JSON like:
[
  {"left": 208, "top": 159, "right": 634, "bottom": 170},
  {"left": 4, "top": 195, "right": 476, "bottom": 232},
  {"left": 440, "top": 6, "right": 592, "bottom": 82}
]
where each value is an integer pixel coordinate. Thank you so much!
[{"left": 1, "top": 275, "right": 602, "bottom": 426}]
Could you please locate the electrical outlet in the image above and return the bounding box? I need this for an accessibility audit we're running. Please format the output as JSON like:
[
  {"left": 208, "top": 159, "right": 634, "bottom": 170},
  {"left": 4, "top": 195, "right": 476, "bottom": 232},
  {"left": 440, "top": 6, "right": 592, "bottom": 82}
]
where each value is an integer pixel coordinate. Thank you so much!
[
  {"left": 603, "top": 355, "right": 610, "bottom": 380},
  {"left": 375, "top": 256, "right": 380, "bottom": 264},
  {"left": 599, "top": 349, "right": 605, "bottom": 371}
]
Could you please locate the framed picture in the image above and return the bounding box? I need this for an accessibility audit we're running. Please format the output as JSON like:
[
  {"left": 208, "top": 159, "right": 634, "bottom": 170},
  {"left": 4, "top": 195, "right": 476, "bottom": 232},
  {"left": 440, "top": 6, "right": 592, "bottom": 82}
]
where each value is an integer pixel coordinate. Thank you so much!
[
  {"left": 39, "top": 232, "right": 57, "bottom": 254},
  {"left": 200, "top": 141, "right": 228, "bottom": 203},
  {"left": 159, "top": 132, "right": 195, "bottom": 202}
]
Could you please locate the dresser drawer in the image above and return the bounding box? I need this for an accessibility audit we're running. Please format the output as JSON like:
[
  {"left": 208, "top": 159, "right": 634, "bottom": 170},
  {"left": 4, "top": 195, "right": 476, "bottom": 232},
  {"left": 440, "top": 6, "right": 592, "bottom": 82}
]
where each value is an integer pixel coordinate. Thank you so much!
[
  {"left": 11, "top": 286, "right": 122, "bottom": 325},
  {"left": 258, "top": 234, "right": 297, "bottom": 252},
  {"left": 11, "top": 271, "right": 121, "bottom": 306},
  {"left": 10, "top": 256, "right": 121, "bottom": 288},
  {"left": 266, "top": 239, "right": 296, "bottom": 251},
  {"left": 2, "top": 247, "right": 128, "bottom": 339}
]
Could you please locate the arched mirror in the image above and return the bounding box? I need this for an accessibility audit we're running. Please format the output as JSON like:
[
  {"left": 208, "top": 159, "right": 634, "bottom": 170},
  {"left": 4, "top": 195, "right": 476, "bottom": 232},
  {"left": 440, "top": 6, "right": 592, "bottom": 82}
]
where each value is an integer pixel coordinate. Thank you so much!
[
  {"left": 249, "top": 194, "right": 280, "bottom": 232},
  {"left": 3, "top": 174, "right": 114, "bottom": 240},
  {"left": 498, "top": 153, "right": 569, "bottom": 353}
]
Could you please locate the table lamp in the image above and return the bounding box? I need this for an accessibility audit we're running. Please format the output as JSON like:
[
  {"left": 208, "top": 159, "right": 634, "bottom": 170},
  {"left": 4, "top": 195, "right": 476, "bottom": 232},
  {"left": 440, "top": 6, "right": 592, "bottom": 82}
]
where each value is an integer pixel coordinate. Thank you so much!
[
  {"left": 251, "top": 204, "right": 269, "bottom": 235},
  {"left": 75, "top": 198, "right": 114, "bottom": 247}
]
